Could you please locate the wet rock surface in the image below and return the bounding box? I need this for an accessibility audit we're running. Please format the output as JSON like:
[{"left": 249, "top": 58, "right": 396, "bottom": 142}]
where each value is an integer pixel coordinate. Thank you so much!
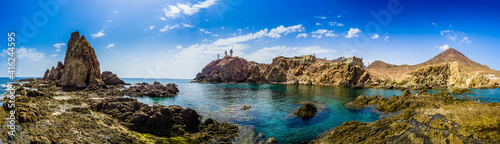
[
  {"left": 310, "top": 90, "right": 500, "bottom": 143},
  {"left": 122, "top": 81, "right": 179, "bottom": 97}
]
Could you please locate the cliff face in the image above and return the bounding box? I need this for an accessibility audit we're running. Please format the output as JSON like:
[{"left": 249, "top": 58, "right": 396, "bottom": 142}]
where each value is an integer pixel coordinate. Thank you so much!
[
  {"left": 193, "top": 56, "right": 371, "bottom": 87},
  {"left": 42, "top": 61, "right": 64, "bottom": 81}
]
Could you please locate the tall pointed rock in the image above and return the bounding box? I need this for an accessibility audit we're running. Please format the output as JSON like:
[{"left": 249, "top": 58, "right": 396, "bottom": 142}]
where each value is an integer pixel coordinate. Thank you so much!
[{"left": 57, "top": 31, "right": 105, "bottom": 89}]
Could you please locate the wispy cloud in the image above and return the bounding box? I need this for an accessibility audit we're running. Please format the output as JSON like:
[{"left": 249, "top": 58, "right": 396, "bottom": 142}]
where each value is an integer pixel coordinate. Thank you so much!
[
  {"left": 162, "top": 0, "right": 218, "bottom": 19},
  {"left": 438, "top": 44, "right": 450, "bottom": 50},
  {"left": 145, "top": 26, "right": 155, "bottom": 31},
  {"left": 159, "top": 24, "right": 180, "bottom": 32},
  {"left": 106, "top": 43, "right": 115, "bottom": 49},
  {"left": 53, "top": 43, "right": 66, "bottom": 52},
  {"left": 296, "top": 33, "right": 307, "bottom": 38},
  {"left": 314, "top": 15, "right": 327, "bottom": 19},
  {"left": 212, "top": 24, "right": 304, "bottom": 45},
  {"left": 440, "top": 30, "right": 471, "bottom": 43},
  {"left": 383, "top": 36, "right": 389, "bottom": 42},
  {"left": 345, "top": 28, "right": 361, "bottom": 38},
  {"left": 17, "top": 47, "right": 45, "bottom": 61},
  {"left": 371, "top": 34, "right": 379, "bottom": 39},
  {"left": 90, "top": 29, "right": 106, "bottom": 39},
  {"left": 311, "top": 29, "right": 337, "bottom": 39}
]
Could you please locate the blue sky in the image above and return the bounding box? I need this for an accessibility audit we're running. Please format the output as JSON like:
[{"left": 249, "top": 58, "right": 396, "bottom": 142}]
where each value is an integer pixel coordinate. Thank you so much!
[{"left": 1, "top": 0, "right": 499, "bottom": 79}]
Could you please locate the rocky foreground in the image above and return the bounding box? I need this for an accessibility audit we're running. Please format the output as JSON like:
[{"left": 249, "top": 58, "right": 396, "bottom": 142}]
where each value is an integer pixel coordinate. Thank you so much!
[
  {"left": 309, "top": 90, "right": 500, "bottom": 144},
  {"left": 194, "top": 56, "right": 371, "bottom": 87},
  {"left": 0, "top": 79, "right": 248, "bottom": 143}
]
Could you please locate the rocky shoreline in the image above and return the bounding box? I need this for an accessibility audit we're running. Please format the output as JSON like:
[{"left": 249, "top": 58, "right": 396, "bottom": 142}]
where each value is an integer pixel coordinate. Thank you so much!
[{"left": 308, "top": 90, "right": 500, "bottom": 143}]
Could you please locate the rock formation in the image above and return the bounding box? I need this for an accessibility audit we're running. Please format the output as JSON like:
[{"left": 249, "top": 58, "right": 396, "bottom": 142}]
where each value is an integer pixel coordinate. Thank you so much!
[
  {"left": 42, "top": 31, "right": 126, "bottom": 89},
  {"left": 101, "top": 71, "right": 125, "bottom": 85},
  {"left": 311, "top": 90, "right": 500, "bottom": 144},
  {"left": 194, "top": 55, "right": 371, "bottom": 87},
  {"left": 294, "top": 103, "right": 317, "bottom": 120},
  {"left": 42, "top": 61, "right": 64, "bottom": 81},
  {"left": 57, "top": 31, "right": 105, "bottom": 89},
  {"left": 123, "top": 81, "right": 179, "bottom": 97}
]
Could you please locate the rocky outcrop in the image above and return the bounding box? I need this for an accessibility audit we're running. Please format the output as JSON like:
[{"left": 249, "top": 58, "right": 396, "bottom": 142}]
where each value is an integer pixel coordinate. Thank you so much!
[
  {"left": 101, "top": 71, "right": 125, "bottom": 85},
  {"left": 42, "top": 61, "right": 64, "bottom": 81},
  {"left": 451, "top": 88, "right": 472, "bottom": 94},
  {"left": 90, "top": 97, "right": 239, "bottom": 142},
  {"left": 122, "top": 81, "right": 179, "bottom": 97},
  {"left": 311, "top": 91, "right": 500, "bottom": 144},
  {"left": 294, "top": 103, "right": 317, "bottom": 120},
  {"left": 194, "top": 56, "right": 372, "bottom": 87},
  {"left": 382, "top": 62, "right": 490, "bottom": 89},
  {"left": 57, "top": 31, "right": 105, "bottom": 89}
]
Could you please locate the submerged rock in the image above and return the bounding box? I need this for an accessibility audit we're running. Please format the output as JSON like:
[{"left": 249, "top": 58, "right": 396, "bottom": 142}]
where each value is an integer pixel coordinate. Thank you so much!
[
  {"left": 294, "top": 103, "right": 317, "bottom": 120},
  {"left": 241, "top": 105, "right": 251, "bottom": 110},
  {"left": 101, "top": 71, "right": 125, "bottom": 85},
  {"left": 122, "top": 81, "right": 179, "bottom": 97}
]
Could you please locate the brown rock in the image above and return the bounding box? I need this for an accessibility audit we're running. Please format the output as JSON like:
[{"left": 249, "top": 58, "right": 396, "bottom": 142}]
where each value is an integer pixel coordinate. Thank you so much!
[
  {"left": 58, "top": 31, "right": 105, "bottom": 89},
  {"left": 101, "top": 71, "right": 125, "bottom": 85}
]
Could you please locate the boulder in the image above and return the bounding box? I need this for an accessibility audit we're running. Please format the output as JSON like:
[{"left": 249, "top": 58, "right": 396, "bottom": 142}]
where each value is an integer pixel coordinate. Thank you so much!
[
  {"left": 294, "top": 103, "right": 317, "bottom": 120},
  {"left": 451, "top": 88, "right": 472, "bottom": 94},
  {"left": 57, "top": 31, "right": 105, "bottom": 89},
  {"left": 101, "top": 71, "right": 125, "bottom": 85}
]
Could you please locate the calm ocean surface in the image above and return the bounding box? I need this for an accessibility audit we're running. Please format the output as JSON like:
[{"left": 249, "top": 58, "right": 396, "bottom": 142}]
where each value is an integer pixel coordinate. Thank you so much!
[{"left": 1, "top": 77, "right": 499, "bottom": 143}]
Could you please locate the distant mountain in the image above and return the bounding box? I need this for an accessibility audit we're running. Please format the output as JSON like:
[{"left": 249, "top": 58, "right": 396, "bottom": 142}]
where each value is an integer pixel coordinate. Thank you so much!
[
  {"left": 419, "top": 48, "right": 490, "bottom": 70},
  {"left": 367, "top": 48, "right": 499, "bottom": 78}
]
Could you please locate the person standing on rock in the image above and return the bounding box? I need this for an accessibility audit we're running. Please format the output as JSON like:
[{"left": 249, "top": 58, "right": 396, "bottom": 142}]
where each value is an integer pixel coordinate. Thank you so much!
[
  {"left": 230, "top": 49, "right": 233, "bottom": 56},
  {"left": 225, "top": 50, "right": 228, "bottom": 56}
]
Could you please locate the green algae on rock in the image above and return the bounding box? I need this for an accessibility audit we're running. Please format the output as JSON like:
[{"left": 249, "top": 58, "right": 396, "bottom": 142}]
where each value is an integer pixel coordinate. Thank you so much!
[{"left": 294, "top": 103, "right": 318, "bottom": 120}]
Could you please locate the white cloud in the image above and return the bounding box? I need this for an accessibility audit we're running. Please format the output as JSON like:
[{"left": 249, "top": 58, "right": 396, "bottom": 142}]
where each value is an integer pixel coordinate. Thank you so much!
[
  {"left": 159, "top": 24, "right": 181, "bottom": 32},
  {"left": 160, "top": 17, "right": 167, "bottom": 21},
  {"left": 296, "top": 33, "right": 307, "bottom": 38},
  {"left": 431, "top": 22, "right": 437, "bottom": 27},
  {"left": 312, "top": 29, "right": 337, "bottom": 39},
  {"left": 383, "top": 36, "right": 389, "bottom": 42},
  {"left": 108, "top": 20, "right": 112, "bottom": 23},
  {"left": 106, "top": 43, "right": 115, "bottom": 49},
  {"left": 51, "top": 54, "right": 58, "bottom": 57},
  {"left": 345, "top": 28, "right": 361, "bottom": 38},
  {"left": 245, "top": 46, "right": 335, "bottom": 64},
  {"left": 90, "top": 29, "right": 106, "bottom": 39},
  {"left": 371, "top": 34, "right": 379, "bottom": 39},
  {"left": 113, "top": 11, "right": 119, "bottom": 13},
  {"left": 17, "top": 47, "right": 45, "bottom": 61},
  {"left": 440, "top": 30, "right": 470, "bottom": 43},
  {"left": 53, "top": 43, "right": 66, "bottom": 52},
  {"left": 176, "top": 45, "right": 183, "bottom": 50},
  {"left": 212, "top": 24, "right": 304, "bottom": 45},
  {"left": 162, "top": 0, "right": 218, "bottom": 19},
  {"left": 181, "top": 23, "right": 195, "bottom": 28},
  {"left": 328, "top": 22, "right": 343, "bottom": 27},
  {"left": 149, "top": 26, "right": 155, "bottom": 30},
  {"left": 438, "top": 44, "right": 450, "bottom": 50},
  {"left": 314, "top": 16, "right": 327, "bottom": 19}
]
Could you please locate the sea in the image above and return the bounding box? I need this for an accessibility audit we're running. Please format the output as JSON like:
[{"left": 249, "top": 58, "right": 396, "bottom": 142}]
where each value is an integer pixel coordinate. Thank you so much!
[{"left": 1, "top": 77, "right": 499, "bottom": 143}]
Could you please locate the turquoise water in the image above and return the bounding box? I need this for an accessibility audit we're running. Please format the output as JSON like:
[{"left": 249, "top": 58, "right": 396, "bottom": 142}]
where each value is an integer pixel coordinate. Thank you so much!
[
  {"left": 121, "top": 78, "right": 500, "bottom": 143},
  {"left": 1, "top": 77, "right": 499, "bottom": 143}
]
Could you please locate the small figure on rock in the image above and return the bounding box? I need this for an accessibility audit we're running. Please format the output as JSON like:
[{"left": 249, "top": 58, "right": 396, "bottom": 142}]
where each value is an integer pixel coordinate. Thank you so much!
[
  {"left": 230, "top": 49, "right": 233, "bottom": 56},
  {"left": 225, "top": 50, "right": 228, "bottom": 56}
]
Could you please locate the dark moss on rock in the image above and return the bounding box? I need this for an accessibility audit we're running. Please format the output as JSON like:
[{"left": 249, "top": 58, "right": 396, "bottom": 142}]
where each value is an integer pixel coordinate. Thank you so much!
[{"left": 294, "top": 103, "right": 317, "bottom": 120}]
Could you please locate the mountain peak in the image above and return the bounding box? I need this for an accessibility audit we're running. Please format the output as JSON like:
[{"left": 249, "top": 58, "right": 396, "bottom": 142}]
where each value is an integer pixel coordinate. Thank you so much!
[{"left": 422, "top": 48, "right": 489, "bottom": 70}]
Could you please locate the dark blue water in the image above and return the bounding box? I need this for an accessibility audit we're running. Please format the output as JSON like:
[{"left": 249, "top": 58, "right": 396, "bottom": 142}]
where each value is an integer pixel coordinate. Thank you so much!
[{"left": 1, "top": 77, "right": 499, "bottom": 143}]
